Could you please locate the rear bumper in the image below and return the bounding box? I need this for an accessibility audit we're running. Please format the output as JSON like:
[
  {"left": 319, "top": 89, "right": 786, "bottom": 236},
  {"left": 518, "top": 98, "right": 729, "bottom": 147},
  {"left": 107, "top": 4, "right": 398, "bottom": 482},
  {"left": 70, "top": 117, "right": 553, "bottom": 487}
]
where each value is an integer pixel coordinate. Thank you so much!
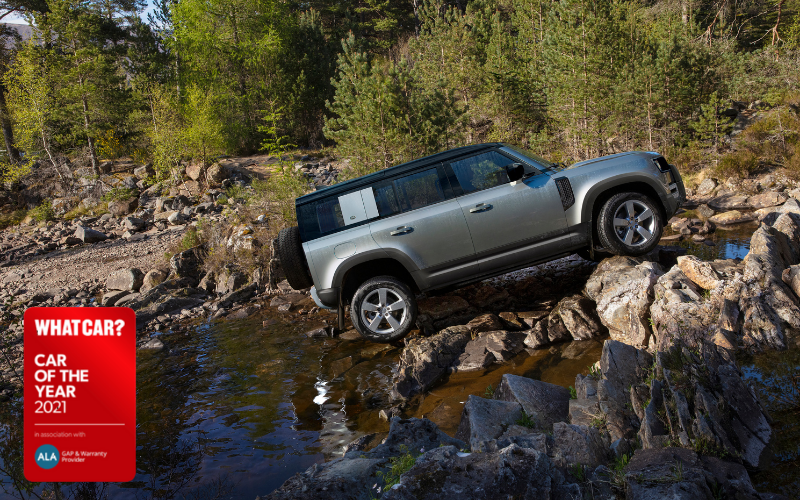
[{"left": 311, "top": 286, "right": 339, "bottom": 309}]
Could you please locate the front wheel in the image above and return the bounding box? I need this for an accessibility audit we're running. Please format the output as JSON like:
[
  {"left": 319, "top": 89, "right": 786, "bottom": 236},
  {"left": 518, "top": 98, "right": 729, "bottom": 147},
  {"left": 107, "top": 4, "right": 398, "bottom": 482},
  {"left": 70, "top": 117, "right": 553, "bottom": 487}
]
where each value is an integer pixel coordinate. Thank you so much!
[
  {"left": 350, "top": 276, "right": 418, "bottom": 343},
  {"left": 597, "top": 192, "right": 662, "bottom": 256}
]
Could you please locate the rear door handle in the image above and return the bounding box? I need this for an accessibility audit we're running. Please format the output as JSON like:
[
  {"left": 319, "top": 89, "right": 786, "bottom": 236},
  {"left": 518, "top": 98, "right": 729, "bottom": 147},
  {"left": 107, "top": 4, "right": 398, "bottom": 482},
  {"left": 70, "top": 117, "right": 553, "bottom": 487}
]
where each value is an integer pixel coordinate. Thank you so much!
[
  {"left": 469, "top": 203, "right": 493, "bottom": 213},
  {"left": 390, "top": 226, "right": 413, "bottom": 236}
]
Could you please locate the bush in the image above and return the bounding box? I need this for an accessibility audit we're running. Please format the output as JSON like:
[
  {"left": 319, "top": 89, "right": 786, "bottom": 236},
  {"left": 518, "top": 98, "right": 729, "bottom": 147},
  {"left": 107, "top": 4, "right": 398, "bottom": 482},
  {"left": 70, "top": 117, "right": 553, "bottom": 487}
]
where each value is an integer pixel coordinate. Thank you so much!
[
  {"left": 102, "top": 187, "right": 139, "bottom": 202},
  {"left": 29, "top": 200, "right": 56, "bottom": 222},
  {"left": 0, "top": 209, "right": 29, "bottom": 229},
  {"left": 715, "top": 151, "right": 759, "bottom": 178}
]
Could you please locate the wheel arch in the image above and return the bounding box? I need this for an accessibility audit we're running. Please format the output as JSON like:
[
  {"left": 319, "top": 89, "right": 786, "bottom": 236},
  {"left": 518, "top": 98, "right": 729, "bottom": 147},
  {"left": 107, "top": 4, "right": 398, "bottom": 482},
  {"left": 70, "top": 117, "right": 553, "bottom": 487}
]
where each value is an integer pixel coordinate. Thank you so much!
[
  {"left": 338, "top": 257, "right": 420, "bottom": 306},
  {"left": 580, "top": 178, "right": 669, "bottom": 245}
]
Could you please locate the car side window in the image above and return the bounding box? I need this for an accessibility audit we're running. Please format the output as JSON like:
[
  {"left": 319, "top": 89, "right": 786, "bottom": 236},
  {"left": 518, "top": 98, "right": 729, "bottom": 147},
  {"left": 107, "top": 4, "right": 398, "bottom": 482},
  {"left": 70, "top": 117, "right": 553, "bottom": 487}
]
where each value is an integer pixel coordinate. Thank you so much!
[
  {"left": 316, "top": 198, "right": 345, "bottom": 233},
  {"left": 449, "top": 151, "right": 515, "bottom": 194},
  {"left": 394, "top": 168, "right": 446, "bottom": 212},
  {"left": 372, "top": 167, "right": 447, "bottom": 217}
]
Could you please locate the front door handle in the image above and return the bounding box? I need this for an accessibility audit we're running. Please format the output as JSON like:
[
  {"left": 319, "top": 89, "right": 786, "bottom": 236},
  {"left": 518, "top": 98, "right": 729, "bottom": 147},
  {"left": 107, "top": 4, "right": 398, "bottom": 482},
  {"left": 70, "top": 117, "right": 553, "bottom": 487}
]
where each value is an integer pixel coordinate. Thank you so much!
[
  {"left": 390, "top": 226, "right": 414, "bottom": 236},
  {"left": 469, "top": 203, "right": 493, "bottom": 213}
]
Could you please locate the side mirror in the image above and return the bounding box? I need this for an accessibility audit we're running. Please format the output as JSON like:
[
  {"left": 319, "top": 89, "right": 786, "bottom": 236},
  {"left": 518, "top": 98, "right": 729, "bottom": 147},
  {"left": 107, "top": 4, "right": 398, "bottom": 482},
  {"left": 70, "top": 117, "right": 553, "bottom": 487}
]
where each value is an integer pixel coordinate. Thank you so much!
[{"left": 506, "top": 163, "right": 525, "bottom": 182}]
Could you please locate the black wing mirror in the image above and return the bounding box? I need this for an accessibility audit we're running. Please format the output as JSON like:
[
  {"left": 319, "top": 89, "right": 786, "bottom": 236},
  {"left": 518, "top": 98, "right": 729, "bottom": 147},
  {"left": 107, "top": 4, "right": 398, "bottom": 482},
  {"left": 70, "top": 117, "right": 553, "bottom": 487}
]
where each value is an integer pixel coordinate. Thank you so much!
[{"left": 506, "top": 163, "right": 525, "bottom": 182}]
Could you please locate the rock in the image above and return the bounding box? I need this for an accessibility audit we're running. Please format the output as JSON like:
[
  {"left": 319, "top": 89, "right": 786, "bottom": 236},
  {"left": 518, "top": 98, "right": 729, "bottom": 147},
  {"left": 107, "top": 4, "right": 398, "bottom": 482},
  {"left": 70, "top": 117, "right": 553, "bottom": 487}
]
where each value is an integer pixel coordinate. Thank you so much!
[
  {"left": 107, "top": 197, "right": 138, "bottom": 217},
  {"left": 306, "top": 327, "right": 329, "bottom": 338},
  {"left": 101, "top": 290, "right": 128, "bottom": 307},
  {"left": 548, "top": 294, "right": 604, "bottom": 340},
  {"left": 167, "top": 211, "right": 185, "bottom": 225},
  {"left": 125, "top": 284, "right": 208, "bottom": 324},
  {"left": 468, "top": 284, "right": 509, "bottom": 308},
  {"left": 454, "top": 395, "right": 523, "bottom": 452},
  {"left": 115, "top": 293, "right": 139, "bottom": 307},
  {"left": 379, "top": 444, "right": 578, "bottom": 500},
  {"left": 169, "top": 247, "right": 203, "bottom": 281},
  {"left": 676, "top": 255, "right": 721, "bottom": 290},
  {"left": 218, "top": 283, "right": 257, "bottom": 308},
  {"left": 206, "top": 163, "right": 228, "bottom": 184},
  {"left": 60, "top": 235, "right": 83, "bottom": 246},
  {"left": 74, "top": 226, "right": 107, "bottom": 243},
  {"left": 198, "top": 272, "right": 216, "bottom": 293},
  {"left": 523, "top": 321, "right": 550, "bottom": 349},
  {"left": 624, "top": 448, "right": 767, "bottom": 500},
  {"left": 133, "top": 164, "right": 154, "bottom": 179},
  {"left": 215, "top": 271, "right": 247, "bottom": 295},
  {"left": 696, "top": 178, "right": 717, "bottom": 196},
  {"left": 649, "top": 265, "right": 717, "bottom": 351},
  {"left": 417, "top": 295, "right": 469, "bottom": 321},
  {"left": 518, "top": 310, "right": 549, "bottom": 328},
  {"left": 362, "top": 418, "right": 466, "bottom": 460},
  {"left": 747, "top": 191, "right": 788, "bottom": 209},
  {"left": 709, "top": 210, "right": 754, "bottom": 225},
  {"left": 568, "top": 398, "right": 601, "bottom": 427},
  {"left": 123, "top": 216, "right": 145, "bottom": 231},
  {"left": 494, "top": 374, "right": 571, "bottom": 432},
  {"left": 391, "top": 325, "right": 471, "bottom": 400},
  {"left": 696, "top": 204, "right": 715, "bottom": 218},
  {"left": 782, "top": 264, "right": 800, "bottom": 298},
  {"left": 185, "top": 163, "right": 205, "bottom": 181},
  {"left": 466, "top": 313, "right": 504, "bottom": 333},
  {"left": 498, "top": 311, "right": 524, "bottom": 330},
  {"left": 452, "top": 330, "right": 526, "bottom": 372},
  {"left": 139, "top": 338, "right": 164, "bottom": 350},
  {"left": 267, "top": 457, "right": 386, "bottom": 499},
  {"left": 106, "top": 268, "right": 144, "bottom": 292},
  {"left": 708, "top": 194, "right": 752, "bottom": 211},
  {"left": 597, "top": 340, "right": 653, "bottom": 407},
  {"left": 584, "top": 256, "right": 663, "bottom": 347},
  {"left": 140, "top": 269, "right": 168, "bottom": 294},
  {"left": 550, "top": 422, "right": 609, "bottom": 467},
  {"left": 329, "top": 356, "right": 355, "bottom": 378}
]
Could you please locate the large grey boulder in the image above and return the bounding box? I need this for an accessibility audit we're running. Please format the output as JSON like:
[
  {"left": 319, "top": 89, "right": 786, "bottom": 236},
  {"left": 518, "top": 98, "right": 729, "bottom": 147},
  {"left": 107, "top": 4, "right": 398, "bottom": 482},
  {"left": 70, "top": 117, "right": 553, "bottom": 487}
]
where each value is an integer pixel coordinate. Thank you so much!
[
  {"left": 494, "top": 374, "right": 571, "bottom": 432},
  {"left": 354, "top": 417, "right": 466, "bottom": 460},
  {"left": 74, "top": 226, "right": 107, "bottom": 243},
  {"left": 140, "top": 269, "right": 168, "bottom": 294},
  {"left": 547, "top": 294, "right": 605, "bottom": 340},
  {"left": 391, "top": 325, "right": 471, "bottom": 400},
  {"left": 107, "top": 197, "right": 138, "bottom": 217},
  {"left": 454, "top": 395, "right": 522, "bottom": 452},
  {"left": 550, "top": 422, "right": 609, "bottom": 467},
  {"left": 169, "top": 247, "right": 203, "bottom": 281},
  {"left": 624, "top": 448, "right": 772, "bottom": 500},
  {"left": 106, "top": 268, "right": 144, "bottom": 292},
  {"left": 584, "top": 256, "right": 663, "bottom": 348},
  {"left": 381, "top": 444, "right": 580, "bottom": 500},
  {"left": 451, "top": 330, "right": 526, "bottom": 372}
]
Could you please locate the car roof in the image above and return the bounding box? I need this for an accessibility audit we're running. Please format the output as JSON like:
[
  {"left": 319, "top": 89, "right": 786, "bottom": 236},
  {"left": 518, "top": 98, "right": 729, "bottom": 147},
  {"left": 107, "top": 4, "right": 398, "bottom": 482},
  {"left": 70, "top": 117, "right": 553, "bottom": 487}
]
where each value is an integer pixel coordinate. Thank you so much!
[{"left": 295, "top": 143, "right": 504, "bottom": 206}]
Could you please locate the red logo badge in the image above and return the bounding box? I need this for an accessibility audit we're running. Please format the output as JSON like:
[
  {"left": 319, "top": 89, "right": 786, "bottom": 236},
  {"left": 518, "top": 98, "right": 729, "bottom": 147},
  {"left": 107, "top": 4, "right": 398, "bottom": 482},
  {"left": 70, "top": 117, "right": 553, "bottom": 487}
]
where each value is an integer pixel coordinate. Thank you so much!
[{"left": 24, "top": 307, "right": 136, "bottom": 482}]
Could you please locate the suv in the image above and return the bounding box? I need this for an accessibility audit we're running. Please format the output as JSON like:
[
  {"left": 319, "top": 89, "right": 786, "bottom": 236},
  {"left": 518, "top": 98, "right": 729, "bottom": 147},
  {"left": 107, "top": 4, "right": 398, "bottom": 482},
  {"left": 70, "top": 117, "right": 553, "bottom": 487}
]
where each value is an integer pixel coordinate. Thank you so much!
[{"left": 277, "top": 143, "right": 685, "bottom": 342}]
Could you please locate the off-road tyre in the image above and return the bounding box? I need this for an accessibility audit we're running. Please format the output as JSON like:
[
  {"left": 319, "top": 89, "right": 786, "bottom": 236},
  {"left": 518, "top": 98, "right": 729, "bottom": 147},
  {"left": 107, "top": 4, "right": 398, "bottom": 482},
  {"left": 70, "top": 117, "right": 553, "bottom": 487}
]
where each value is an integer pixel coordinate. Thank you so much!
[
  {"left": 597, "top": 192, "right": 662, "bottom": 256},
  {"left": 350, "top": 276, "right": 418, "bottom": 343},
  {"left": 277, "top": 226, "right": 314, "bottom": 290}
]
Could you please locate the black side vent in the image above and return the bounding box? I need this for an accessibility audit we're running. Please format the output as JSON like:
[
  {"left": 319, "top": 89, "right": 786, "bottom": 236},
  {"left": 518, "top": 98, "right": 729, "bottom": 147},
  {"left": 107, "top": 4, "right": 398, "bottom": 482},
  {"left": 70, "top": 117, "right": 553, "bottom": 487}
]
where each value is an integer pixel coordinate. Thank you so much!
[
  {"left": 554, "top": 177, "right": 575, "bottom": 210},
  {"left": 652, "top": 156, "right": 670, "bottom": 172}
]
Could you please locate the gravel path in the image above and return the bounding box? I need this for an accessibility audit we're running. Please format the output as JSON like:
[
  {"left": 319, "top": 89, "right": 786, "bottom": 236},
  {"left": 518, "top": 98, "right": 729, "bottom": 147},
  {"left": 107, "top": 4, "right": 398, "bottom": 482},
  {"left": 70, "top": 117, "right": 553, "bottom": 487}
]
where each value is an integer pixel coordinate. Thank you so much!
[{"left": 0, "top": 226, "right": 187, "bottom": 297}]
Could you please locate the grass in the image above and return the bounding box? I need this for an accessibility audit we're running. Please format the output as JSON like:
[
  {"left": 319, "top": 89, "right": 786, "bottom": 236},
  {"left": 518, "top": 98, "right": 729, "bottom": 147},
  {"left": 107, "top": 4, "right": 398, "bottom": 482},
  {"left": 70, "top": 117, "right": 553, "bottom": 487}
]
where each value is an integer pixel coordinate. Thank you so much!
[
  {"left": 64, "top": 202, "right": 108, "bottom": 220},
  {"left": 609, "top": 453, "right": 630, "bottom": 490},
  {"left": 0, "top": 208, "right": 28, "bottom": 229},
  {"left": 516, "top": 409, "right": 536, "bottom": 429},
  {"left": 484, "top": 384, "right": 495, "bottom": 397},
  {"left": 569, "top": 463, "right": 586, "bottom": 482},
  {"left": 670, "top": 460, "right": 684, "bottom": 482},
  {"left": 569, "top": 386, "right": 577, "bottom": 399}
]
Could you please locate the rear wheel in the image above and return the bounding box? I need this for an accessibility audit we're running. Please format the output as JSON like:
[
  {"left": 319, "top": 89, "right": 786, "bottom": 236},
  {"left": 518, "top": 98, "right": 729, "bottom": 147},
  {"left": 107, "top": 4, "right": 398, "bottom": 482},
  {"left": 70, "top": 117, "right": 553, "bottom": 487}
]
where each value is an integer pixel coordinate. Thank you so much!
[
  {"left": 276, "top": 226, "right": 314, "bottom": 290},
  {"left": 597, "top": 192, "right": 662, "bottom": 256},
  {"left": 350, "top": 276, "right": 417, "bottom": 343}
]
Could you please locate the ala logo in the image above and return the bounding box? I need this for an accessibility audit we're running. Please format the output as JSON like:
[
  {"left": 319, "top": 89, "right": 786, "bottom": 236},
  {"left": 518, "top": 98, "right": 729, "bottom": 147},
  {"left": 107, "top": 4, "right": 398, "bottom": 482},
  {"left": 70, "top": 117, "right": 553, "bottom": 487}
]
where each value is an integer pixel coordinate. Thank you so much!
[{"left": 35, "top": 444, "right": 60, "bottom": 469}]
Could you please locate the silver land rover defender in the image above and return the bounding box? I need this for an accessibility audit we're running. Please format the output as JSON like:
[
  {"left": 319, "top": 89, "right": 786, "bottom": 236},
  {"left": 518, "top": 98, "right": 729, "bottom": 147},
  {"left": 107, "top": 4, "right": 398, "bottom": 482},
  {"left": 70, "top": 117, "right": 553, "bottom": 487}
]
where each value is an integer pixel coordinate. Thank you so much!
[{"left": 277, "top": 143, "right": 685, "bottom": 342}]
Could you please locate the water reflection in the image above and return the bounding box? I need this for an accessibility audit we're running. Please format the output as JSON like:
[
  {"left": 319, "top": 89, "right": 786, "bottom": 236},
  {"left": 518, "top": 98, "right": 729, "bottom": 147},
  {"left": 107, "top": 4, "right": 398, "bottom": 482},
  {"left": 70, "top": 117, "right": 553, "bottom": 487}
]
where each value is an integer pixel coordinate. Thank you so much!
[{"left": 662, "top": 221, "right": 756, "bottom": 261}]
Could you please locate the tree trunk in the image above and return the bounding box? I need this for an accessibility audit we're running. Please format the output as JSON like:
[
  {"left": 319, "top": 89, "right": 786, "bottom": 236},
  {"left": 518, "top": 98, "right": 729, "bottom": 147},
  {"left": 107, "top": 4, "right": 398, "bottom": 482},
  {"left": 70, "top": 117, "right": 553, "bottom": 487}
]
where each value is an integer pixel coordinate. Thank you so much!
[
  {"left": 79, "top": 81, "right": 99, "bottom": 175},
  {"left": 0, "top": 89, "right": 20, "bottom": 164}
]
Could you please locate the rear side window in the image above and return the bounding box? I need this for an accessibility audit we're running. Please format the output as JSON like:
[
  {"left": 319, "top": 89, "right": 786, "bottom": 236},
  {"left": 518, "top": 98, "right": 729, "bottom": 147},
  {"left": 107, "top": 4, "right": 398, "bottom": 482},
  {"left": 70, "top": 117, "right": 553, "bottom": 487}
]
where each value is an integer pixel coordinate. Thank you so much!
[
  {"left": 394, "top": 168, "right": 446, "bottom": 212},
  {"left": 450, "top": 151, "right": 514, "bottom": 193},
  {"left": 316, "top": 198, "right": 345, "bottom": 233}
]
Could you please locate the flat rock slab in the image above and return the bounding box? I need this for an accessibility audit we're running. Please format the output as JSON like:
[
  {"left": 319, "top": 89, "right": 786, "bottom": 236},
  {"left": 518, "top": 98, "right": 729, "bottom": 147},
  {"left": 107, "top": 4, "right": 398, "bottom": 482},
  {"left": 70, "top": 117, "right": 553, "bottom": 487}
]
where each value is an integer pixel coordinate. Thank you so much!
[
  {"left": 454, "top": 395, "right": 522, "bottom": 452},
  {"left": 452, "top": 330, "right": 526, "bottom": 372},
  {"left": 107, "top": 268, "right": 144, "bottom": 292},
  {"left": 494, "top": 374, "right": 571, "bottom": 431},
  {"left": 551, "top": 422, "right": 609, "bottom": 467},
  {"left": 568, "top": 398, "right": 601, "bottom": 427}
]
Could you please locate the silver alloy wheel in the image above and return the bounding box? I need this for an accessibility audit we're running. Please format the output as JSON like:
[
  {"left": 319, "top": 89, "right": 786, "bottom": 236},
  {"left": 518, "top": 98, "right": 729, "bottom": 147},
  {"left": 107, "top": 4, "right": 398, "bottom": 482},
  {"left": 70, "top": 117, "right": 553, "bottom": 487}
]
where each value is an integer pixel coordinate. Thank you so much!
[
  {"left": 612, "top": 200, "right": 657, "bottom": 247},
  {"left": 359, "top": 287, "right": 408, "bottom": 335}
]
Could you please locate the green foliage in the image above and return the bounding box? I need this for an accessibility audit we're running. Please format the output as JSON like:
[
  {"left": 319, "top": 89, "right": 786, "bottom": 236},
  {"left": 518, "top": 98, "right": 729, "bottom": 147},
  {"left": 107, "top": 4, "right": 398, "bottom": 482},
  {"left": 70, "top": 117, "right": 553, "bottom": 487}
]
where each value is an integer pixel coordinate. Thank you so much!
[
  {"left": 29, "top": 200, "right": 55, "bottom": 222},
  {"left": 484, "top": 384, "right": 495, "bottom": 397},
  {"left": 569, "top": 386, "right": 577, "bottom": 399},
  {"left": 179, "top": 227, "right": 201, "bottom": 251},
  {"left": 102, "top": 187, "right": 139, "bottom": 202},
  {"left": 569, "top": 463, "right": 586, "bottom": 482},
  {"left": 376, "top": 445, "right": 417, "bottom": 491},
  {"left": 0, "top": 209, "right": 28, "bottom": 229},
  {"left": 516, "top": 409, "right": 537, "bottom": 429},
  {"left": 690, "top": 91, "right": 734, "bottom": 151}
]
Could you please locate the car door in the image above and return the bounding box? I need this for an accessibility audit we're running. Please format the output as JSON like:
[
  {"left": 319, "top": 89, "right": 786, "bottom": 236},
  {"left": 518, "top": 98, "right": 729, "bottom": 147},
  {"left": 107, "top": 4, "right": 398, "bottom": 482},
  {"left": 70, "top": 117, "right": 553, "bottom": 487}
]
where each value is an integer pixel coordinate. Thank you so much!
[
  {"left": 369, "top": 165, "right": 478, "bottom": 290},
  {"left": 447, "top": 150, "right": 570, "bottom": 273}
]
